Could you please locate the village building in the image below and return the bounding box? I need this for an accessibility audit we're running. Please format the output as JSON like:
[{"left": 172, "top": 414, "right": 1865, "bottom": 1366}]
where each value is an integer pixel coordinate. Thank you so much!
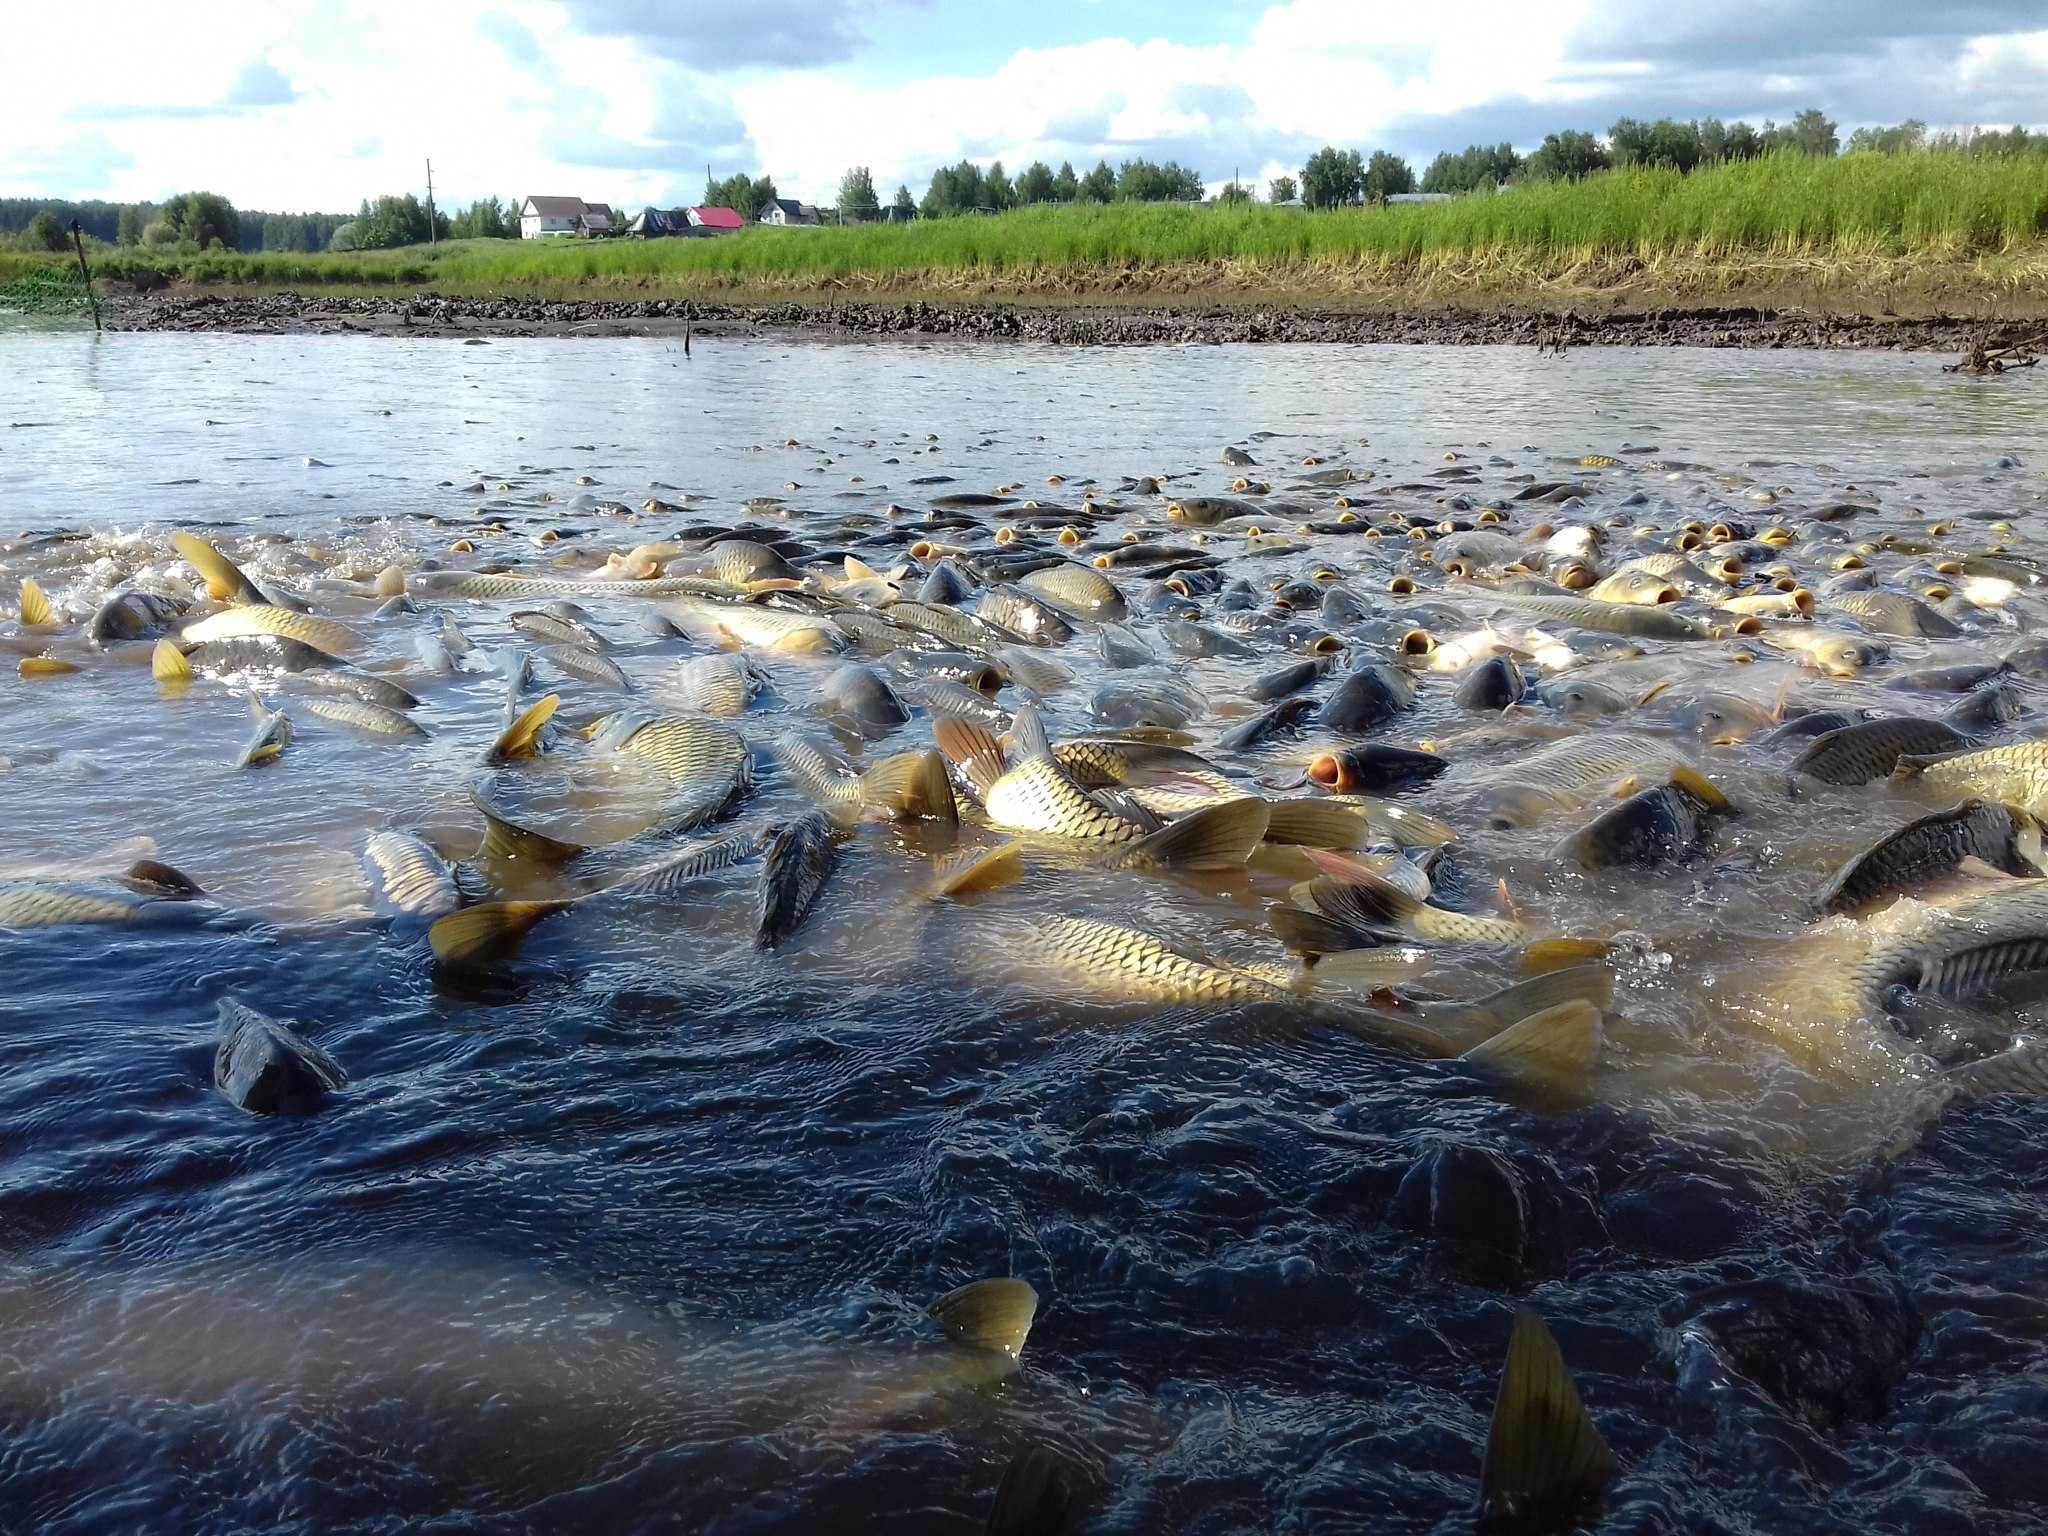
[
  {"left": 759, "top": 198, "right": 820, "bottom": 227},
  {"left": 685, "top": 205, "right": 745, "bottom": 234}
]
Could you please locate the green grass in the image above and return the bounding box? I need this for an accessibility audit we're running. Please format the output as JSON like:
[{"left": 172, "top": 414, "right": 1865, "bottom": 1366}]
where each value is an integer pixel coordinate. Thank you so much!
[{"left": 11, "top": 153, "right": 2047, "bottom": 303}]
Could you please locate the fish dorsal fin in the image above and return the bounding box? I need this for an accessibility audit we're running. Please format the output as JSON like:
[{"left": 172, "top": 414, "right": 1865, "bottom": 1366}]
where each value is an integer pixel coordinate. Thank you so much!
[
  {"left": 860, "top": 749, "right": 958, "bottom": 821},
  {"left": 1304, "top": 845, "right": 1432, "bottom": 902},
  {"left": 1261, "top": 797, "right": 1370, "bottom": 850},
  {"left": 151, "top": 639, "right": 193, "bottom": 684},
  {"left": 934, "top": 719, "right": 1011, "bottom": 799},
  {"left": 1009, "top": 701, "right": 1056, "bottom": 764},
  {"left": 843, "top": 555, "right": 880, "bottom": 583},
  {"left": 1312, "top": 871, "right": 1420, "bottom": 929},
  {"left": 1462, "top": 999, "right": 1603, "bottom": 1097},
  {"left": 778, "top": 735, "right": 858, "bottom": 803},
  {"left": 1481, "top": 1310, "right": 1615, "bottom": 1526},
  {"left": 1107, "top": 798, "right": 1271, "bottom": 871},
  {"left": 1270, "top": 905, "right": 1373, "bottom": 957},
  {"left": 929, "top": 1277, "right": 1038, "bottom": 1359},
  {"left": 488, "top": 693, "right": 560, "bottom": 764},
  {"left": 930, "top": 841, "right": 1027, "bottom": 900},
  {"left": 428, "top": 899, "right": 574, "bottom": 966},
  {"left": 470, "top": 787, "right": 586, "bottom": 865},
  {"left": 122, "top": 859, "right": 205, "bottom": 898},
  {"left": 18, "top": 578, "right": 55, "bottom": 628}
]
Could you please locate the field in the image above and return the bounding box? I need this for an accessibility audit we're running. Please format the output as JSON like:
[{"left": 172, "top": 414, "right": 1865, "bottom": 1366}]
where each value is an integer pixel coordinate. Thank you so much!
[{"left": 7, "top": 153, "right": 2047, "bottom": 314}]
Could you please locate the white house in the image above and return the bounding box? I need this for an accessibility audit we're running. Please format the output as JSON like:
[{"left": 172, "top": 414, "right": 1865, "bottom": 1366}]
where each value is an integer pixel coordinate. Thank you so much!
[
  {"left": 759, "top": 198, "right": 820, "bottom": 227},
  {"left": 520, "top": 196, "right": 587, "bottom": 238}
]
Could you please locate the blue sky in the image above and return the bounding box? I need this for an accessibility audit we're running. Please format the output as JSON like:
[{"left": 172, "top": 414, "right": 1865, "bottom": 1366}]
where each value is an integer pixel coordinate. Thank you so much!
[{"left": 10, "top": 2, "right": 2048, "bottom": 213}]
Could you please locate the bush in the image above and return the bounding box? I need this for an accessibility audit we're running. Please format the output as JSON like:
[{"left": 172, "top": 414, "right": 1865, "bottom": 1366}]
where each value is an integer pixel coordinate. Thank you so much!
[{"left": 141, "top": 220, "right": 177, "bottom": 248}]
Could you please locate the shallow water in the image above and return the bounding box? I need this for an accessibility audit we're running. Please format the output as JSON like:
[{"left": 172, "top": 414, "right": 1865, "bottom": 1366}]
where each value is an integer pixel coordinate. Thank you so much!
[{"left": 1, "top": 329, "right": 2047, "bottom": 1531}]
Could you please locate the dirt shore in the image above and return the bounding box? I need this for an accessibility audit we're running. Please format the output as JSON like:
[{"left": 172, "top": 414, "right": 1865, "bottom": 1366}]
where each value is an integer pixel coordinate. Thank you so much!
[{"left": 103, "top": 288, "right": 2044, "bottom": 352}]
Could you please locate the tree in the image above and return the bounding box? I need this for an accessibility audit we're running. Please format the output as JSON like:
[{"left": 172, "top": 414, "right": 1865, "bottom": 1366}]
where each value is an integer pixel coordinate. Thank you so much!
[
  {"left": 1363, "top": 150, "right": 1414, "bottom": 202},
  {"left": 141, "top": 219, "right": 178, "bottom": 248},
  {"left": 329, "top": 221, "right": 362, "bottom": 252},
  {"left": 704, "top": 173, "right": 776, "bottom": 220},
  {"left": 836, "top": 165, "right": 879, "bottom": 220},
  {"left": 1764, "top": 109, "right": 1838, "bottom": 157},
  {"left": 1268, "top": 174, "right": 1297, "bottom": 203},
  {"left": 24, "top": 211, "right": 67, "bottom": 252},
  {"left": 1300, "top": 146, "right": 1364, "bottom": 208},
  {"left": 1015, "top": 161, "right": 1056, "bottom": 204},
  {"left": 1421, "top": 143, "right": 1519, "bottom": 193},
  {"left": 1216, "top": 180, "right": 1251, "bottom": 204},
  {"left": 1053, "top": 161, "right": 1080, "bottom": 201},
  {"left": 1722, "top": 122, "right": 1762, "bottom": 161},
  {"left": 1077, "top": 159, "right": 1116, "bottom": 203},
  {"left": 985, "top": 160, "right": 1015, "bottom": 211},
  {"left": 1848, "top": 120, "right": 1927, "bottom": 155},
  {"left": 160, "top": 191, "right": 241, "bottom": 250},
  {"left": 1522, "top": 130, "right": 1609, "bottom": 182},
  {"left": 921, "top": 160, "right": 989, "bottom": 216},
  {"left": 1114, "top": 157, "right": 1202, "bottom": 202},
  {"left": 892, "top": 184, "right": 915, "bottom": 213},
  {"left": 116, "top": 204, "right": 146, "bottom": 245}
]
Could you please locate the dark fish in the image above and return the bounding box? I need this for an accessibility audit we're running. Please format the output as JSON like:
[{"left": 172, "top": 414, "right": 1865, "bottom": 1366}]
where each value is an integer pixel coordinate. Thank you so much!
[
  {"left": 1307, "top": 744, "right": 1448, "bottom": 793},
  {"left": 1216, "top": 696, "right": 1317, "bottom": 750},
  {"left": 1248, "top": 656, "right": 1331, "bottom": 700},
  {"left": 1791, "top": 718, "right": 1974, "bottom": 786},
  {"left": 1811, "top": 800, "right": 2045, "bottom": 915},
  {"left": 1558, "top": 767, "right": 1732, "bottom": 869},
  {"left": 1319, "top": 662, "right": 1417, "bottom": 733},
  {"left": 756, "top": 810, "right": 838, "bottom": 948},
  {"left": 214, "top": 999, "right": 345, "bottom": 1115},
  {"left": 1454, "top": 654, "right": 1526, "bottom": 710}
]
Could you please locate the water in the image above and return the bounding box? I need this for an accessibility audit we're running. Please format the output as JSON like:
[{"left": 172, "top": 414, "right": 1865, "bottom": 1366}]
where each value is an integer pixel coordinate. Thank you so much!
[{"left": 1, "top": 328, "right": 2047, "bottom": 1531}]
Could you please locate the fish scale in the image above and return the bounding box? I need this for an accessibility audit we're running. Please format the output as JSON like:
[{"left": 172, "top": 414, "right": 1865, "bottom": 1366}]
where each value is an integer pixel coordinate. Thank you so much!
[
  {"left": 593, "top": 712, "right": 753, "bottom": 831},
  {"left": 361, "top": 832, "right": 460, "bottom": 920}
]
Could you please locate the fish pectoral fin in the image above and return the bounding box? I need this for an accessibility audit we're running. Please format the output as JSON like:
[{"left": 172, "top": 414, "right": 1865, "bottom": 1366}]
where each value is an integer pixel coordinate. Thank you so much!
[
  {"left": 487, "top": 693, "right": 560, "bottom": 764},
  {"left": 1669, "top": 765, "right": 1732, "bottom": 813},
  {"left": 471, "top": 793, "right": 587, "bottom": 866},
  {"left": 1270, "top": 906, "right": 1374, "bottom": 957},
  {"left": 1480, "top": 1311, "right": 1615, "bottom": 1526},
  {"left": 1113, "top": 798, "right": 1271, "bottom": 870},
  {"left": 928, "top": 1277, "right": 1038, "bottom": 1359},
  {"left": 1445, "top": 964, "right": 1618, "bottom": 1037},
  {"left": 1954, "top": 855, "right": 2022, "bottom": 882},
  {"left": 1261, "top": 797, "right": 1370, "bottom": 849},
  {"left": 860, "top": 749, "right": 958, "bottom": 821},
  {"left": 1461, "top": 999, "right": 1603, "bottom": 1098},
  {"left": 428, "top": 899, "right": 574, "bottom": 966},
  {"left": 934, "top": 718, "right": 1011, "bottom": 799},
  {"left": 18, "top": 578, "right": 55, "bottom": 628},
  {"left": 842, "top": 555, "right": 880, "bottom": 583}
]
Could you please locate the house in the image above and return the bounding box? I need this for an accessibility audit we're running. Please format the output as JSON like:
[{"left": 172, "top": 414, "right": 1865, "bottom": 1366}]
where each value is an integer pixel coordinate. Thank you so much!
[
  {"left": 686, "top": 205, "right": 745, "bottom": 234},
  {"left": 519, "top": 195, "right": 586, "bottom": 238},
  {"left": 1386, "top": 192, "right": 1452, "bottom": 205},
  {"left": 882, "top": 205, "right": 915, "bottom": 223},
  {"left": 578, "top": 203, "right": 616, "bottom": 236},
  {"left": 625, "top": 207, "right": 682, "bottom": 237},
  {"left": 759, "top": 198, "right": 820, "bottom": 227}
]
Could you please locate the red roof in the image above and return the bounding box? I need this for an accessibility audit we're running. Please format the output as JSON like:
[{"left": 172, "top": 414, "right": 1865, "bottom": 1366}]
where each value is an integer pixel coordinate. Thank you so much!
[{"left": 690, "top": 206, "right": 744, "bottom": 230}]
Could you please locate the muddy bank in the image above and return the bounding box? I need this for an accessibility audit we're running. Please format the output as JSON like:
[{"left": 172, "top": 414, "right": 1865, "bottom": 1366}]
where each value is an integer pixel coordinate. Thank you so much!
[{"left": 104, "top": 288, "right": 2042, "bottom": 351}]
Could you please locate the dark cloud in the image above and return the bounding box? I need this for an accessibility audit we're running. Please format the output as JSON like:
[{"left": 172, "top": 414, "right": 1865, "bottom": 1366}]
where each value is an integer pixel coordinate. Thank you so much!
[
  {"left": 224, "top": 59, "right": 297, "bottom": 107},
  {"left": 1569, "top": 1, "right": 2044, "bottom": 71},
  {"left": 556, "top": 0, "right": 925, "bottom": 69}
]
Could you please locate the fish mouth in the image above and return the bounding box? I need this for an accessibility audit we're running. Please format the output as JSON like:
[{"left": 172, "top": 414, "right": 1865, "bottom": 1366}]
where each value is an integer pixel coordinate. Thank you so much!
[{"left": 1307, "top": 753, "right": 1348, "bottom": 791}]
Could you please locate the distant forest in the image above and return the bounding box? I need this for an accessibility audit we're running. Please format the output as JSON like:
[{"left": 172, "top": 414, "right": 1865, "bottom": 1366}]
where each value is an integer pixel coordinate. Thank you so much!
[{"left": 0, "top": 197, "right": 351, "bottom": 252}]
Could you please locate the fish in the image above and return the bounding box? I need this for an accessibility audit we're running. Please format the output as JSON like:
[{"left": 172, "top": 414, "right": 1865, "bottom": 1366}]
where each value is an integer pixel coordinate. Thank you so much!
[
  {"left": 214, "top": 999, "right": 346, "bottom": 1115},
  {"left": 87, "top": 590, "right": 190, "bottom": 645},
  {"left": 414, "top": 571, "right": 724, "bottom": 599},
  {"left": 1306, "top": 744, "right": 1448, "bottom": 793},
  {"left": 661, "top": 594, "right": 844, "bottom": 654},
  {"left": 1462, "top": 734, "right": 1681, "bottom": 830},
  {"left": 673, "top": 652, "right": 768, "bottom": 716},
  {"left": 1296, "top": 861, "right": 1527, "bottom": 946},
  {"left": 756, "top": 810, "right": 839, "bottom": 948},
  {"left": 235, "top": 693, "right": 293, "bottom": 768},
  {"left": 777, "top": 738, "right": 957, "bottom": 822},
  {"left": 538, "top": 644, "right": 631, "bottom": 690},
  {"left": 16, "top": 578, "right": 57, "bottom": 629},
  {"left": 361, "top": 831, "right": 462, "bottom": 923},
  {"left": 182, "top": 604, "right": 364, "bottom": 657},
  {"left": 0, "top": 859, "right": 210, "bottom": 929},
  {"left": 171, "top": 531, "right": 266, "bottom": 605},
  {"left": 590, "top": 710, "right": 754, "bottom": 832},
  {"left": 1017, "top": 561, "right": 1127, "bottom": 620},
  {"left": 1556, "top": 767, "right": 1733, "bottom": 869},
  {"left": 816, "top": 662, "right": 909, "bottom": 733},
  {"left": 1476, "top": 592, "right": 1713, "bottom": 640},
  {"left": 1892, "top": 741, "right": 2048, "bottom": 814},
  {"left": 1790, "top": 717, "right": 1974, "bottom": 786},
  {"left": 1319, "top": 662, "right": 1418, "bottom": 733},
  {"left": 938, "top": 704, "right": 1159, "bottom": 843},
  {"left": 302, "top": 696, "right": 427, "bottom": 739},
  {"left": 1812, "top": 801, "right": 2046, "bottom": 916}
]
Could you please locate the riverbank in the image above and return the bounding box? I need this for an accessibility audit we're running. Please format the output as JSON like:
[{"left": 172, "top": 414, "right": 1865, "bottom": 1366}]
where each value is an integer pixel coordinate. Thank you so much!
[{"left": 99, "top": 288, "right": 2048, "bottom": 351}]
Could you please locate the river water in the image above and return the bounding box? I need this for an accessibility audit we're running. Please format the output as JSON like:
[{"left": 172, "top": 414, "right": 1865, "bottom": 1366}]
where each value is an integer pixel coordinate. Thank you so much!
[{"left": 1, "top": 326, "right": 2046, "bottom": 1532}]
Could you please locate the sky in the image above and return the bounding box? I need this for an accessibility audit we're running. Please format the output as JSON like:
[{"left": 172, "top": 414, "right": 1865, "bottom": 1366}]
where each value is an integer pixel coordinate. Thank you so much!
[{"left": 10, "top": 1, "right": 2048, "bottom": 213}]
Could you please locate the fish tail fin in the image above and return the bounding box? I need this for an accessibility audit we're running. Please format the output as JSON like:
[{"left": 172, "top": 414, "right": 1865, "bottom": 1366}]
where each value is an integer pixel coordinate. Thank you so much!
[
  {"left": 246, "top": 690, "right": 270, "bottom": 720},
  {"left": 1461, "top": 999, "right": 1603, "bottom": 1097},
  {"left": 1669, "top": 764, "right": 1732, "bottom": 812},
  {"left": 1261, "top": 797, "right": 1371, "bottom": 849},
  {"left": 928, "top": 1277, "right": 1038, "bottom": 1359},
  {"left": 171, "top": 530, "right": 259, "bottom": 604},
  {"left": 1269, "top": 905, "right": 1372, "bottom": 957},
  {"left": 18, "top": 655, "right": 78, "bottom": 677},
  {"left": 935, "top": 718, "right": 1010, "bottom": 798},
  {"left": 1007, "top": 700, "right": 1055, "bottom": 762},
  {"left": 18, "top": 578, "right": 55, "bottom": 628},
  {"left": 1480, "top": 1311, "right": 1615, "bottom": 1525},
  {"left": 487, "top": 692, "right": 560, "bottom": 764},
  {"left": 929, "top": 841, "right": 1026, "bottom": 900},
  {"left": 1889, "top": 753, "right": 1944, "bottom": 783},
  {"left": 151, "top": 638, "right": 194, "bottom": 684},
  {"left": 1114, "top": 797, "right": 1271, "bottom": 870},
  {"left": 860, "top": 749, "right": 958, "bottom": 821},
  {"left": 428, "top": 899, "right": 573, "bottom": 966},
  {"left": 471, "top": 792, "right": 586, "bottom": 866}
]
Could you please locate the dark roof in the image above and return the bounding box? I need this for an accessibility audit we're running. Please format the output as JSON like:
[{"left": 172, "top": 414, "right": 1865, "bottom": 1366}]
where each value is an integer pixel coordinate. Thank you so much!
[
  {"left": 584, "top": 203, "right": 615, "bottom": 219},
  {"left": 523, "top": 196, "right": 584, "bottom": 217},
  {"left": 768, "top": 199, "right": 805, "bottom": 216}
]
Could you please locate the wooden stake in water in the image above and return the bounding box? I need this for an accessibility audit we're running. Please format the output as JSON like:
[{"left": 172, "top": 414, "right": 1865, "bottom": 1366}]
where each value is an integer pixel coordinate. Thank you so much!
[{"left": 69, "top": 220, "right": 100, "bottom": 332}]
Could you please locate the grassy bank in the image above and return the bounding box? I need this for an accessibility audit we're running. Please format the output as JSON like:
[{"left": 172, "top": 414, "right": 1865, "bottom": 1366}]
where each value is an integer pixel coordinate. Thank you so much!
[{"left": 9, "top": 153, "right": 2047, "bottom": 311}]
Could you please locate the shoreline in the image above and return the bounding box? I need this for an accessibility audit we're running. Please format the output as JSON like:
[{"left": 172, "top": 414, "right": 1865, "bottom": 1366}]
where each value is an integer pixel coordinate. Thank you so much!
[{"left": 101, "top": 288, "right": 2046, "bottom": 351}]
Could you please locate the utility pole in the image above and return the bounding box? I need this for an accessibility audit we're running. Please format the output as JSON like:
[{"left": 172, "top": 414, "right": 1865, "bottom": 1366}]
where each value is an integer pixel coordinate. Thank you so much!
[{"left": 425, "top": 157, "right": 438, "bottom": 245}]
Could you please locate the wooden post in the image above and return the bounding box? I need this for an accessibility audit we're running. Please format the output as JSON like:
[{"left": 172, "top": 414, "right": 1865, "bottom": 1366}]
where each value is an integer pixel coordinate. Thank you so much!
[
  {"left": 69, "top": 220, "right": 100, "bottom": 332},
  {"left": 425, "top": 158, "right": 438, "bottom": 246}
]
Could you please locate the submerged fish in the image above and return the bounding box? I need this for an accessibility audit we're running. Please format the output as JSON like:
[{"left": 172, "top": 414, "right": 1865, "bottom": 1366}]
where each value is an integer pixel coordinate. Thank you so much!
[
  {"left": 0, "top": 859, "right": 210, "bottom": 929},
  {"left": 756, "top": 810, "right": 839, "bottom": 948}
]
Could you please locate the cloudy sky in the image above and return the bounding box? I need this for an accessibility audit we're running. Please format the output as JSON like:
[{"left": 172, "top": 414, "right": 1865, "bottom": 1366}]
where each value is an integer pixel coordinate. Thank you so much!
[{"left": 12, "top": 1, "right": 2048, "bottom": 213}]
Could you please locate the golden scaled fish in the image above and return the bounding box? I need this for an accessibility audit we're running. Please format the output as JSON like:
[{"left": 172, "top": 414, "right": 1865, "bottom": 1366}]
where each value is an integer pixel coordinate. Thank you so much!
[
  {"left": 0, "top": 859, "right": 210, "bottom": 929},
  {"left": 938, "top": 704, "right": 1159, "bottom": 843},
  {"left": 182, "top": 604, "right": 364, "bottom": 657}
]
